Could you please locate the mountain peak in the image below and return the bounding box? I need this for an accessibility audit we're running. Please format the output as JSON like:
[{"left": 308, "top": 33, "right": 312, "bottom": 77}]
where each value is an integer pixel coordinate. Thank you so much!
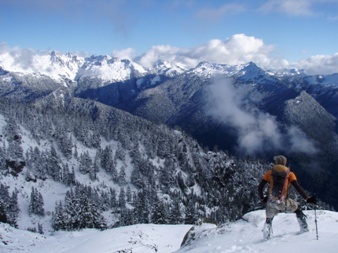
[
  {"left": 240, "top": 61, "right": 263, "bottom": 74},
  {"left": 76, "top": 54, "right": 147, "bottom": 83},
  {"left": 149, "top": 59, "right": 187, "bottom": 77},
  {"left": 0, "top": 66, "right": 8, "bottom": 75},
  {"left": 189, "top": 61, "right": 267, "bottom": 80}
]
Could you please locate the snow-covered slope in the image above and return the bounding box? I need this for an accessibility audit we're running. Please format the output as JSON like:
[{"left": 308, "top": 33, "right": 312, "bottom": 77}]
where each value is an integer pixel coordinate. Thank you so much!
[
  {"left": 188, "top": 61, "right": 274, "bottom": 82},
  {"left": 0, "top": 51, "right": 83, "bottom": 84},
  {"left": 1, "top": 210, "right": 337, "bottom": 253},
  {"left": 0, "top": 222, "right": 192, "bottom": 253},
  {"left": 178, "top": 209, "right": 337, "bottom": 253},
  {"left": 75, "top": 55, "right": 147, "bottom": 84},
  {"left": 150, "top": 60, "right": 187, "bottom": 77}
]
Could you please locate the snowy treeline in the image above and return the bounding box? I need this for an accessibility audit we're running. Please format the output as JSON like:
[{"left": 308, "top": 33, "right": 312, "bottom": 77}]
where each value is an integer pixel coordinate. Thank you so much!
[
  {"left": 0, "top": 182, "right": 19, "bottom": 227},
  {"left": 0, "top": 97, "right": 267, "bottom": 231}
]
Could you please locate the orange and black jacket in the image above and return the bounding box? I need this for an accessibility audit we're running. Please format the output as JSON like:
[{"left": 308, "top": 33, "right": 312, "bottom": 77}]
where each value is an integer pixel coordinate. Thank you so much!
[{"left": 258, "top": 169, "right": 308, "bottom": 201}]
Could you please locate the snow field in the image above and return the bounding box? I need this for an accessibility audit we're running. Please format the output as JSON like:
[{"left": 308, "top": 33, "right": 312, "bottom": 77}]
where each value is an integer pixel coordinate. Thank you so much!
[{"left": 1, "top": 210, "right": 338, "bottom": 253}]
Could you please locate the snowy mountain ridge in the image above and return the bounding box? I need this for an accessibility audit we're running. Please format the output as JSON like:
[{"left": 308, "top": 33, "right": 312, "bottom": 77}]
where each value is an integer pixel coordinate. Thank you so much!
[
  {"left": 0, "top": 51, "right": 182, "bottom": 85},
  {"left": 75, "top": 55, "right": 148, "bottom": 85},
  {"left": 1, "top": 51, "right": 338, "bottom": 88}
]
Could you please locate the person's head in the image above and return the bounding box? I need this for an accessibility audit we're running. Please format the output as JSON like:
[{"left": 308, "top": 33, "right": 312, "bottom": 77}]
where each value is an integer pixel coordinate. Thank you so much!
[{"left": 273, "top": 155, "right": 287, "bottom": 166}]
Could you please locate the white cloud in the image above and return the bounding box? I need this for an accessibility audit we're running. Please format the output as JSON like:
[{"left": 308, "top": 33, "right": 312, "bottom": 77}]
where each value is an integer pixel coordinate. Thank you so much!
[
  {"left": 136, "top": 34, "right": 283, "bottom": 69},
  {"left": 0, "top": 45, "right": 36, "bottom": 72},
  {"left": 197, "top": 3, "right": 247, "bottom": 21},
  {"left": 1, "top": 33, "right": 338, "bottom": 76},
  {"left": 296, "top": 53, "right": 338, "bottom": 75},
  {"left": 205, "top": 77, "right": 317, "bottom": 155},
  {"left": 259, "top": 0, "right": 315, "bottom": 16},
  {"left": 136, "top": 45, "right": 185, "bottom": 69},
  {"left": 112, "top": 48, "right": 137, "bottom": 60},
  {"left": 205, "top": 78, "right": 283, "bottom": 155},
  {"left": 135, "top": 33, "right": 338, "bottom": 75},
  {"left": 286, "top": 126, "right": 318, "bottom": 154},
  {"left": 258, "top": 0, "right": 338, "bottom": 18}
]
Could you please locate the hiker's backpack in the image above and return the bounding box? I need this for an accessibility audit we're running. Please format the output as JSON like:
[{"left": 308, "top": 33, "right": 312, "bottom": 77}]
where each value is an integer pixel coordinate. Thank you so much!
[{"left": 268, "top": 165, "right": 290, "bottom": 201}]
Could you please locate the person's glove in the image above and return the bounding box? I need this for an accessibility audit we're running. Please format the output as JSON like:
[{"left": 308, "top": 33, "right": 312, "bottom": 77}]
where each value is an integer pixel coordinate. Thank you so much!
[
  {"left": 261, "top": 196, "right": 268, "bottom": 203},
  {"left": 306, "top": 195, "right": 317, "bottom": 204}
]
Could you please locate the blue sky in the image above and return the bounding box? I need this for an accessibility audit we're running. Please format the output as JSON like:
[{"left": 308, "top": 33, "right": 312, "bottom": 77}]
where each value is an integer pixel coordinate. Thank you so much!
[{"left": 1, "top": 0, "right": 338, "bottom": 73}]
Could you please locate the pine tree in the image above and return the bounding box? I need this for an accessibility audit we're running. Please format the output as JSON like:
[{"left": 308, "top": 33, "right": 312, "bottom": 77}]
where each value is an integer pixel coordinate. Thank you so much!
[
  {"left": 131, "top": 167, "right": 143, "bottom": 188},
  {"left": 73, "top": 144, "right": 78, "bottom": 159},
  {"left": 185, "top": 198, "right": 199, "bottom": 225},
  {"left": 90, "top": 158, "right": 100, "bottom": 181},
  {"left": 118, "top": 188, "right": 126, "bottom": 208},
  {"left": 118, "top": 166, "right": 127, "bottom": 186},
  {"left": 0, "top": 144, "right": 7, "bottom": 171},
  {"left": 33, "top": 148, "right": 47, "bottom": 180},
  {"left": 169, "top": 200, "right": 183, "bottom": 224},
  {"left": 52, "top": 201, "right": 66, "bottom": 231},
  {"left": 47, "top": 146, "right": 62, "bottom": 181},
  {"left": 29, "top": 187, "right": 44, "bottom": 216},
  {"left": 115, "top": 144, "right": 126, "bottom": 161},
  {"left": 37, "top": 191, "right": 45, "bottom": 216},
  {"left": 28, "top": 187, "right": 35, "bottom": 216},
  {"left": 4, "top": 117, "right": 25, "bottom": 165},
  {"left": 0, "top": 183, "right": 10, "bottom": 224},
  {"left": 53, "top": 187, "right": 107, "bottom": 231},
  {"left": 7, "top": 190, "right": 20, "bottom": 227},
  {"left": 78, "top": 151, "right": 92, "bottom": 175},
  {"left": 120, "top": 207, "right": 134, "bottom": 226},
  {"left": 126, "top": 186, "right": 132, "bottom": 203},
  {"left": 58, "top": 131, "right": 73, "bottom": 159},
  {"left": 151, "top": 198, "right": 168, "bottom": 224},
  {"left": 100, "top": 146, "right": 112, "bottom": 171},
  {"left": 134, "top": 190, "right": 150, "bottom": 224},
  {"left": 69, "top": 167, "right": 76, "bottom": 185},
  {"left": 109, "top": 188, "right": 117, "bottom": 208},
  {"left": 0, "top": 201, "right": 8, "bottom": 224},
  {"left": 78, "top": 196, "right": 106, "bottom": 229},
  {"left": 38, "top": 223, "right": 44, "bottom": 234}
]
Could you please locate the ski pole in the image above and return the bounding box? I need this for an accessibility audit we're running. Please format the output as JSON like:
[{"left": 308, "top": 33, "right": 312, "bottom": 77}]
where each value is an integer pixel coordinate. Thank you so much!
[{"left": 314, "top": 205, "right": 318, "bottom": 240}]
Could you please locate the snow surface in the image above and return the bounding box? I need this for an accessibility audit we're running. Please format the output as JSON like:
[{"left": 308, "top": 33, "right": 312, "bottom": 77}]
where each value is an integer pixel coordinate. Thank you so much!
[
  {"left": 177, "top": 210, "right": 338, "bottom": 253},
  {"left": 75, "top": 55, "right": 147, "bottom": 84},
  {"left": 1, "top": 210, "right": 338, "bottom": 253},
  {"left": 0, "top": 223, "right": 192, "bottom": 253}
]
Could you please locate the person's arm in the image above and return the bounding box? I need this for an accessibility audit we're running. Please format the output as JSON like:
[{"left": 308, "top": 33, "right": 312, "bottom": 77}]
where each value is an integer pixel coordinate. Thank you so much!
[
  {"left": 258, "top": 179, "right": 268, "bottom": 201},
  {"left": 291, "top": 180, "right": 308, "bottom": 200}
]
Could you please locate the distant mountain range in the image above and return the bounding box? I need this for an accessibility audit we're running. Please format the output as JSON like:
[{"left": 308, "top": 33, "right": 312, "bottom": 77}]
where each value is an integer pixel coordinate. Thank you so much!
[{"left": 1, "top": 51, "right": 338, "bottom": 209}]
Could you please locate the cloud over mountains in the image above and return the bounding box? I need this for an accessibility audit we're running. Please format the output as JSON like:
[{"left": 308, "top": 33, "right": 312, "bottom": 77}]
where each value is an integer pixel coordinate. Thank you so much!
[
  {"left": 205, "top": 78, "right": 318, "bottom": 155},
  {"left": 1, "top": 34, "right": 338, "bottom": 75},
  {"left": 118, "top": 34, "right": 337, "bottom": 75}
]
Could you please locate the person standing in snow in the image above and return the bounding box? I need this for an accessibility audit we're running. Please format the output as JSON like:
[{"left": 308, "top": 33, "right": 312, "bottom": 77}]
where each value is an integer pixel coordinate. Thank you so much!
[{"left": 257, "top": 155, "right": 316, "bottom": 239}]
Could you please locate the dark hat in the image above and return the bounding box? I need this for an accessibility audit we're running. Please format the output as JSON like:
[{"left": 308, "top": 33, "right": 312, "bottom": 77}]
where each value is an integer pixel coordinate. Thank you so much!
[{"left": 273, "top": 155, "right": 287, "bottom": 165}]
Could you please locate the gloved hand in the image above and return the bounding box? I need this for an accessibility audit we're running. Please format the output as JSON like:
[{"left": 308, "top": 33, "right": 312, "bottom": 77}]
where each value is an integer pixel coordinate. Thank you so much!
[{"left": 306, "top": 195, "right": 317, "bottom": 204}]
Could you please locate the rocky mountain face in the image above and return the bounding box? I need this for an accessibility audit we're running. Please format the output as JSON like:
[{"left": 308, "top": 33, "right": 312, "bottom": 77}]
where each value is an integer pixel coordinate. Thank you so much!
[{"left": 1, "top": 52, "right": 338, "bottom": 209}]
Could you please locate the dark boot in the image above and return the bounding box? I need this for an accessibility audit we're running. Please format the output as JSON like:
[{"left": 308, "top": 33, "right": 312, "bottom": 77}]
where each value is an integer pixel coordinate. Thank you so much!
[
  {"left": 263, "top": 217, "right": 274, "bottom": 239},
  {"left": 295, "top": 209, "right": 309, "bottom": 233}
]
